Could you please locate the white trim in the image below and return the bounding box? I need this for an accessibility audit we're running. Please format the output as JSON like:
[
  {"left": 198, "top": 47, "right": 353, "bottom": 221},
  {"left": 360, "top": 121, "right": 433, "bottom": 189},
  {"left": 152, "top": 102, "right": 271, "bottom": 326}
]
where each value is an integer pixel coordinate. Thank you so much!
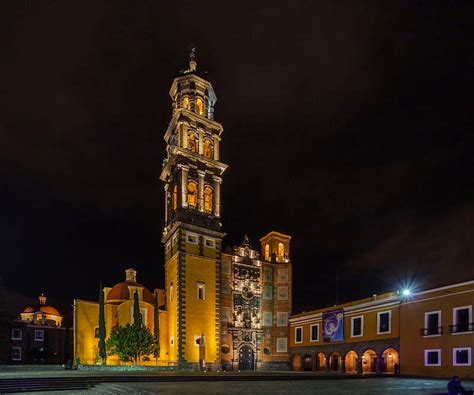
[
  {"left": 453, "top": 347, "right": 472, "bottom": 366},
  {"left": 186, "top": 232, "right": 198, "bottom": 244},
  {"left": 309, "top": 323, "right": 319, "bottom": 342},
  {"left": 424, "top": 349, "right": 441, "bottom": 366},
  {"left": 295, "top": 326, "right": 303, "bottom": 344},
  {"left": 423, "top": 310, "right": 442, "bottom": 337},
  {"left": 204, "top": 237, "right": 215, "bottom": 249},
  {"left": 197, "top": 282, "right": 206, "bottom": 300},
  {"left": 11, "top": 347, "right": 22, "bottom": 361},
  {"left": 11, "top": 328, "right": 22, "bottom": 340},
  {"left": 452, "top": 305, "right": 472, "bottom": 334},
  {"left": 377, "top": 311, "right": 392, "bottom": 335},
  {"left": 34, "top": 329, "right": 44, "bottom": 341},
  {"left": 414, "top": 280, "right": 474, "bottom": 296},
  {"left": 351, "top": 315, "right": 364, "bottom": 338}
]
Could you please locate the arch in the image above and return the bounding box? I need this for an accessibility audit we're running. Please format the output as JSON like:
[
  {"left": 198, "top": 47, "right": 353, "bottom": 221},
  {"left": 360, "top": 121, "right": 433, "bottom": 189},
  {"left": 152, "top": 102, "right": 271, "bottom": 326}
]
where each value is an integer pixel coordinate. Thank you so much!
[
  {"left": 182, "top": 96, "right": 190, "bottom": 110},
  {"left": 278, "top": 242, "right": 284, "bottom": 258},
  {"left": 187, "top": 132, "right": 198, "bottom": 153},
  {"left": 187, "top": 181, "right": 197, "bottom": 209},
  {"left": 291, "top": 354, "right": 301, "bottom": 371},
  {"left": 382, "top": 348, "right": 399, "bottom": 374},
  {"left": 362, "top": 349, "right": 377, "bottom": 373},
  {"left": 315, "top": 352, "right": 326, "bottom": 371},
  {"left": 172, "top": 185, "right": 178, "bottom": 210},
  {"left": 238, "top": 345, "right": 254, "bottom": 371},
  {"left": 344, "top": 350, "right": 359, "bottom": 373},
  {"left": 303, "top": 354, "right": 313, "bottom": 371},
  {"left": 329, "top": 352, "right": 341, "bottom": 372},
  {"left": 204, "top": 186, "right": 213, "bottom": 213},
  {"left": 264, "top": 244, "right": 270, "bottom": 260},
  {"left": 196, "top": 97, "right": 205, "bottom": 116},
  {"left": 203, "top": 138, "right": 214, "bottom": 159}
]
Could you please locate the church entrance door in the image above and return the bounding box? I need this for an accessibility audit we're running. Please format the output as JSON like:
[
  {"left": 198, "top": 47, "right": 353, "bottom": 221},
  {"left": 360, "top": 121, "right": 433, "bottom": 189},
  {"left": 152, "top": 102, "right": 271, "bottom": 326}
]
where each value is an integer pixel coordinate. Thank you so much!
[{"left": 238, "top": 345, "right": 254, "bottom": 371}]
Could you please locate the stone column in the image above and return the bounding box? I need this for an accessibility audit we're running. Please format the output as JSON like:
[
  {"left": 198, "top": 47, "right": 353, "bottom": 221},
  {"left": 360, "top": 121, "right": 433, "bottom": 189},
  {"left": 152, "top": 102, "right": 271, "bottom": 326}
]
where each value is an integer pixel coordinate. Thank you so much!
[
  {"left": 198, "top": 170, "right": 205, "bottom": 212},
  {"left": 164, "top": 184, "right": 169, "bottom": 223},
  {"left": 312, "top": 353, "right": 316, "bottom": 371},
  {"left": 376, "top": 352, "right": 382, "bottom": 374},
  {"left": 213, "top": 176, "right": 221, "bottom": 217},
  {"left": 183, "top": 126, "right": 188, "bottom": 149},
  {"left": 213, "top": 136, "right": 219, "bottom": 160},
  {"left": 326, "top": 356, "right": 330, "bottom": 372},
  {"left": 341, "top": 358, "right": 346, "bottom": 374},
  {"left": 180, "top": 165, "right": 189, "bottom": 208},
  {"left": 198, "top": 130, "right": 204, "bottom": 155}
]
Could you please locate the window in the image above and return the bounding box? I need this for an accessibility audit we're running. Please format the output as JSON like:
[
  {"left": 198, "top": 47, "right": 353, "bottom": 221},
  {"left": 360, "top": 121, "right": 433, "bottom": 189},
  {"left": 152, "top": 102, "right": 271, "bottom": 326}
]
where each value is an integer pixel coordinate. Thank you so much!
[
  {"left": 34, "top": 330, "right": 44, "bottom": 341},
  {"left": 172, "top": 233, "right": 178, "bottom": 248},
  {"left": 186, "top": 232, "right": 198, "bottom": 244},
  {"left": 11, "top": 329, "right": 22, "bottom": 340},
  {"left": 204, "top": 238, "right": 215, "bottom": 248},
  {"left": 278, "top": 242, "right": 284, "bottom": 258},
  {"left": 277, "top": 312, "right": 288, "bottom": 327},
  {"left": 423, "top": 311, "right": 441, "bottom": 336},
  {"left": 197, "top": 282, "right": 205, "bottom": 300},
  {"left": 295, "top": 326, "right": 303, "bottom": 343},
  {"left": 452, "top": 306, "right": 472, "bottom": 334},
  {"left": 194, "top": 335, "right": 205, "bottom": 346},
  {"left": 424, "top": 349, "right": 441, "bottom": 366},
  {"left": 263, "top": 311, "right": 272, "bottom": 327},
  {"left": 203, "top": 186, "right": 213, "bottom": 213},
  {"left": 182, "top": 96, "right": 190, "bottom": 109},
  {"left": 166, "top": 241, "right": 171, "bottom": 253},
  {"left": 170, "top": 336, "right": 174, "bottom": 346},
  {"left": 453, "top": 347, "right": 471, "bottom": 366},
  {"left": 170, "top": 283, "right": 174, "bottom": 301},
  {"left": 263, "top": 285, "right": 272, "bottom": 300},
  {"left": 377, "top": 311, "right": 391, "bottom": 334},
  {"left": 187, "top": 132, "right": 198, "bottom": 153},
  {"left": 94, "top": 327, "right": 100, "bottom": 338},
  {"left": 203, "top": 139, "right": 213, "bottom": 159},
  {"left": 130, "top": 307, "right": 147, "bottom": 325},
  {"left": 351, "top": 316, "right": 364, "bottom": 337},
  {"left": 264, "top": 244, "right": 270, "bottom": 260},
  {"left": 276, "top": 337, "right": 287, "bottom": 353},
  {"left": 277, "top": 286, "right": 288, "bottom": 301},
  {"left": 11, "top": 347, "right": 22, "bottom": 361},
  {"left": 172, "top": 185, "right": 178, "bottom": 210},
  {"left": 196, "top": 98, "right": 204, "bottom": 116},
  {"left": 310, "top": 324, "right": 319, "bottom": 342},
  {"left": 187, "top": 181, "right": 197, "bottom": 208}
]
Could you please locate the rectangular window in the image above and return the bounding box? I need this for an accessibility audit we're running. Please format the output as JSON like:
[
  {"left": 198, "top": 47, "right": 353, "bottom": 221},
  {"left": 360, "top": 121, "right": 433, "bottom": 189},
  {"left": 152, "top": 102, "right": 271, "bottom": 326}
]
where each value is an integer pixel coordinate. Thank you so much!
[
  {"left": 276, "top": 337, "right": 287, "bottom": 353},
  {"left": 377, "top": 311, "right": 391, "bottom": 334},
  {"left": 277, "top": 286, "right": 288, "bottom": 301},
  {"left": 263, "top": 311, "right": 273, "bottom": 327},
  {"left": 310, "top": 324, "right": 319, "bottom": 342},
  {"left": 295, "top": 326, "right": 303, "bottom": 343},
  {"left": 277, "top": 312, "right": 288, "bottom": 327},
  {"left": 197, "top": 282, "right": 205, "bottom": 300},
  {"left": 186, "top": 233, "right": 198, "bottom": 244},
  {"left": 11, "top": 347, "right": 22, "bottom": 361},
  {"left": 204, "top": 238, "right": 215, "bottom": 248},
  {"left": 423, "top": 311, "right": 441, "bottom": 336},
  {"left": 351, "top": 316, "right": 364, "bottom": 337},
  {"left": 34, "top": 330, "right": 44, "bottom": 341},
  {"left": 453, "top": 348, "right": 471, "bottom": 366},
  {"left": 130, "top": 307, "right": 147, "bottom": 325},
  {"left": 425, "top": 349, "right": 441, "bottom": 366},
  {"left": 11, "top": 329, "right": 22, "bottom": 340},
  {"left": 452, "top": 306, "right": 472, "bottom": 334}
]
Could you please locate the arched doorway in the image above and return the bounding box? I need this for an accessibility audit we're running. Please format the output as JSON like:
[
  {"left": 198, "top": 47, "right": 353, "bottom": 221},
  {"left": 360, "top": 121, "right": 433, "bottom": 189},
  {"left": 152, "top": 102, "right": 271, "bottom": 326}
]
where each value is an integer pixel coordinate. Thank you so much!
[
  {"left": 303, "top": 354, "right": 313, "bottom": 371},
  {"left": 291, "top": 354, "right": 301, "bottom": 371},
  {"left": 382, "top": 348, "right": 399, "bottom": 374},
  {"left": 345, "top": 351, "right": 358, "bottom": 373},
  {"left": 329, "top": 352, "right": 341, "bottom": 372},
  {"left": 362, "top": 349, "right": 377, "bottom": 373},
  {"left": 238, "top": 345, "right": 254, "bottom": 371},
  {"left": 315, "top": 352, "right": 326, "bottom": 371}
]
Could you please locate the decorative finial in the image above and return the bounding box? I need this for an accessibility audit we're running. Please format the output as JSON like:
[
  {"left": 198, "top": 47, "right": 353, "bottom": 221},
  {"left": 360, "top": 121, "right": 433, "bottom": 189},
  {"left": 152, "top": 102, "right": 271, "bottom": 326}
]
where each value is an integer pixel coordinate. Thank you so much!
[
  {"left": 189, "top": 47, "right": 197, "bottom": 72},
  {"left": 39, "top": 293, "right": 46, "bottom": 305},
  {"left": 242, "top": 234, "right": 250, "bottom": 248},
  {"left": 125, "top": 268, "right": 137, "bottom": 283}
]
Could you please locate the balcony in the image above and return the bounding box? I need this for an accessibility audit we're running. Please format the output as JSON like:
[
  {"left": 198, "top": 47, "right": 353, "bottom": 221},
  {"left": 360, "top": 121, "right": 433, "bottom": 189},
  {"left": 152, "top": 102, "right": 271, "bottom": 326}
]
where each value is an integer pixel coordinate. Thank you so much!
[
  {"left": 449, "top": 323, "right": 474, "bottom": 334},
  {"left": 420, "top": 327, "right": 443, "bottom": 336}
]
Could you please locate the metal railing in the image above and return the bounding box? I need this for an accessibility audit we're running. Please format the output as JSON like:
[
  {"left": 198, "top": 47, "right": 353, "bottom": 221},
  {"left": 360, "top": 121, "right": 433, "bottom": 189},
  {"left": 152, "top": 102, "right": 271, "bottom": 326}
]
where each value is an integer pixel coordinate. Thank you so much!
[
  {"left": 449, "top": 323, "right": 474, "bottom": 334},
  {"left": 420, "top": 326, "right": 443, "bottom": 336}
]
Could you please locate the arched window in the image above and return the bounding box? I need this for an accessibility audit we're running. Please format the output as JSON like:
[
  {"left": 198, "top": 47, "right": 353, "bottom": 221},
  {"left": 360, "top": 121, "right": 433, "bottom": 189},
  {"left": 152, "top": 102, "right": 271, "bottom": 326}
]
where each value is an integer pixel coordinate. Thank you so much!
[
  {"left": 264, "top": 244, "right": 270, "bottom": 260},
  {"left": 172, "top": 185, "right": 178, "bottom": 210},
  {"left": 203, "top": 139, "right": 214, "bottom": 159},
  {"left": 204, "top": 186, "right": 213, "bottom": 213},
  {"left": 188, "top": 181, "right": 197, "bottom": 208},
  {"left": 182, "top": 96, "right": 190, "bottom": 109},
  {"left": 188, "top": 132, "right": 198, "bottom": 153},
  {"left": 278, "top": 242, "right": 284, "bottom": 258},
  {"left": 196, "top": 98, "right": 204, "bottom": 116}
]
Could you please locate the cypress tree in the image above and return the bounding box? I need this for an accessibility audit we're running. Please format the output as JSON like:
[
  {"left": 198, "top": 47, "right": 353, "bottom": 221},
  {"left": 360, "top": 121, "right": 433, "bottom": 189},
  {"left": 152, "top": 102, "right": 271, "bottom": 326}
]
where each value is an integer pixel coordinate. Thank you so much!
[
  {"left": 133, "top": 290, "right": 142, "bottom": 326},
  {"left": 153, "top": 291, "right": 160, "bottom": 364},
  {"left": 98, "top": 281, "right": 106, "bottom": 365}
]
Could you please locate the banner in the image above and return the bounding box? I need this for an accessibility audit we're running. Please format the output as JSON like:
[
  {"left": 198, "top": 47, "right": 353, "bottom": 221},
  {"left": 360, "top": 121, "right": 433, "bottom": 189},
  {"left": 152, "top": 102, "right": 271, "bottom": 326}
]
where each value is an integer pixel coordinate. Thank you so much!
[{"left": 322, "top": 309, "right": 344, "bottom": 342}]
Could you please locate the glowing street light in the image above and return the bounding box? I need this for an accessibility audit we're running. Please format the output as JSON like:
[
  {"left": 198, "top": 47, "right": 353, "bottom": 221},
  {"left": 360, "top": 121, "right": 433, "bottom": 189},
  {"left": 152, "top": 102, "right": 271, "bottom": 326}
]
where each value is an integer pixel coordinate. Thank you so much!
[{"left": 402, "top": 289, "right": 411, "bottom": 296}]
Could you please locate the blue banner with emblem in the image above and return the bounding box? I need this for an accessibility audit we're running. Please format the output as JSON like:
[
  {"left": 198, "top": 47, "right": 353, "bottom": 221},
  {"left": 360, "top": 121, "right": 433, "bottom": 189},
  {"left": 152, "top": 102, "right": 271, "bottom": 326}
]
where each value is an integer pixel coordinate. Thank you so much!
[{"left": 322, "top": 309, "right": 344, "bottom": 342}]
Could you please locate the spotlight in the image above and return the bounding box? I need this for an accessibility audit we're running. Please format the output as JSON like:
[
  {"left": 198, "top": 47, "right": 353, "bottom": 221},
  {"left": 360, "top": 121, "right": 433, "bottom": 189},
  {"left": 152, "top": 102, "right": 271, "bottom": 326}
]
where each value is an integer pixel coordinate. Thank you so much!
[{"left": 402, "top": 289, "right": 411, "bottom": 296}]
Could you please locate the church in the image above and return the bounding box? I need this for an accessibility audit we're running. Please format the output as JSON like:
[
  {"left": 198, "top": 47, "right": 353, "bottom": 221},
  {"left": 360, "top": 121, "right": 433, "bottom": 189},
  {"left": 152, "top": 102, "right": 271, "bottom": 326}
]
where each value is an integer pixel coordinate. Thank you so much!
[{"left": 74, "top": 53, "right": 292, "bottom": 370}]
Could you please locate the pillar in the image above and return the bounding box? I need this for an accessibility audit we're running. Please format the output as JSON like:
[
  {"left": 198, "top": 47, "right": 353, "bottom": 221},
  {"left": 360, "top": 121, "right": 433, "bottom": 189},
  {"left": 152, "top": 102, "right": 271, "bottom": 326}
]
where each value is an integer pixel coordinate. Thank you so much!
[
  {"left": 376, "top": 352, "right": 382, "bottom": 374},
  {"left": 198, "top": 130, "right": 204, "bottom": 155},
  {"left": 312, "top": 352, "right": 316, "bottom": 371},
  {"left": 213, "top": 176, "right": 221, "bottom": 217},
  {"left": 213, "top": 136, "right": 220, "bottom": 161},
  {"left": 164, "top": 184, "right": 169, "bottom": 223},
  {"left": 198, "top": 170, "right": 205, "bottom": 212},
  {"left": 180, "top": 165, "right": 189, "bottom": 208},
  {"left": 183, "top": 127, "right": 188, "bottom": 149},
  {"left": 326, "top": 355, "right": 330, "bottom": 372}
]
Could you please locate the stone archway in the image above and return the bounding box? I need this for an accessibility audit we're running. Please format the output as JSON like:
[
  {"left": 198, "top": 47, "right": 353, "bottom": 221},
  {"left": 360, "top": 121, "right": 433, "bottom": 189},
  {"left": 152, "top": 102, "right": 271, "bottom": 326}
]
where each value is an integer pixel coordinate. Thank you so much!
[
  {"left": 344, "top": 350, "right": 359, "bottom": 373},
  {"left": 291, "top": 354, "right": 302, "bottom": 371},
  {"left": 329, "top": 352, "right": 341, "bottom": 372},
  {"left": 382, "top": 348, "right": 399, "bottom": 374},
  {"left": 303, "top": 354, "right": 313, "bottom": 371},
  {"left": 238, "top": 345, "right": 254, "bottom": 371},
  {"left": 362, "top": 349, "right": 377, "bottom": 373},
  {"left": 315, "top": 352, "right": 326, "bottom": 371}
]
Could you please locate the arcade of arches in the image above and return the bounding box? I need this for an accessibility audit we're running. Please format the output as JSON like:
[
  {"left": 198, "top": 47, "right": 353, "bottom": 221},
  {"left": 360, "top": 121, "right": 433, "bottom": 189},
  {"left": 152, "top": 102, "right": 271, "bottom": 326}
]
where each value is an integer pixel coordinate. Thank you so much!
[{"left": 291, "top": 347, "right": 399, "bottom": 374}]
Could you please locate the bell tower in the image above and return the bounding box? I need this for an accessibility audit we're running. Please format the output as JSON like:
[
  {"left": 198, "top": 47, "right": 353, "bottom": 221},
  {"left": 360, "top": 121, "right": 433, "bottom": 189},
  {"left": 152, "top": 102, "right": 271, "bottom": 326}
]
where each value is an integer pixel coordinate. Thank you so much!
[{"left": 160, "top": 49, "right": 227, "bottom": 367}]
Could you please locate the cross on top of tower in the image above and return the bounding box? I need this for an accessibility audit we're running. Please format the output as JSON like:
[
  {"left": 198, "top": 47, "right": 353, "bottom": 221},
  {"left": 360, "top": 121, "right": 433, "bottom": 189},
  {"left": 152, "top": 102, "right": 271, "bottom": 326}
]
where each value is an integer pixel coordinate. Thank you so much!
[{"left": 188, "top": 47, "right": 197, "bottom": 72}]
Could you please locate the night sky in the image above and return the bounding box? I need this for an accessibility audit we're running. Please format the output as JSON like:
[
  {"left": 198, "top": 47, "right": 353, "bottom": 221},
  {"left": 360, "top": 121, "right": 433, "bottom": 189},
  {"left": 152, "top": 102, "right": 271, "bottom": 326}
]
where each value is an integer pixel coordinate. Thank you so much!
[{"left": 1, "top": 1, "right": 473, "bottom": 316}]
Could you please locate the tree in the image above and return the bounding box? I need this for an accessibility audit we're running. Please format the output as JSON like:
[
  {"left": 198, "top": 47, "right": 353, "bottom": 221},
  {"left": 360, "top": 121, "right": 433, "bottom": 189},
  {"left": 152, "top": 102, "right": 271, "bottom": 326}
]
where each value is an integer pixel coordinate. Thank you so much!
[
  {"left": 153, "top": 291, "right": 160, "bottom": 364},
  {"left": 98, "top": 281, "right": 106, "bottom": 365},
  {"left": 133, "top": 291, "right": 142, "bottom": 326},
  {"left": 106, "top": 323, "right": 154, "bottom": 365}
]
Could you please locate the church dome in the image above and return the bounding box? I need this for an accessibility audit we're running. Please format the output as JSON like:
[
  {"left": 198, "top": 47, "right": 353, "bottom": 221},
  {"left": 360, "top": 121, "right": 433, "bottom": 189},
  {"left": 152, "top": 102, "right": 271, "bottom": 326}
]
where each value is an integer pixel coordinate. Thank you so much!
[
  {"left": 21, "top": 294, "right": 62, "bottom": 326},
  {"left": 106, "top": 268, "right": 154, "bottom": 304}
]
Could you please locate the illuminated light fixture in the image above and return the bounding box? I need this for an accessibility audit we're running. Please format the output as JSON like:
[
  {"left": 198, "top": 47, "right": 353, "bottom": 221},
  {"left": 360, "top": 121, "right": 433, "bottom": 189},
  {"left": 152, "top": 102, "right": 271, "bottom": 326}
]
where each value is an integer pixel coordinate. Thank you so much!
[{"left": 402, "top": 289, "right": 411, "bottom": 296}]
